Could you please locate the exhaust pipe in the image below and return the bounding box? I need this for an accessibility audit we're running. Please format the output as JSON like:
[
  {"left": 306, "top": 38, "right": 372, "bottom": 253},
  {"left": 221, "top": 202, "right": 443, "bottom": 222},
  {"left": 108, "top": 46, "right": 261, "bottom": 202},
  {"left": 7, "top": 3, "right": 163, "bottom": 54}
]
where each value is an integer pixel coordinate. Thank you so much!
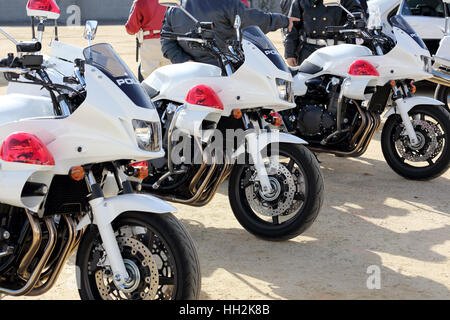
[{"left": 428, "top": 69, "right": 450, "bottom": 87}]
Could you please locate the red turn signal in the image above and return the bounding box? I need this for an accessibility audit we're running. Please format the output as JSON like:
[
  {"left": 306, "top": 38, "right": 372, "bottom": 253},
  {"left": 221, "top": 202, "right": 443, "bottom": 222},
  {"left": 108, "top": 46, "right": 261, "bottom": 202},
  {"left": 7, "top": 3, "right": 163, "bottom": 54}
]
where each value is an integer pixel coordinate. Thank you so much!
[
  {"left": 272, "top": 113, "right": 283, "bottom": 127},
  {"left": 232, "top": 109, "right": 242, "bottom": 119},
  {"left": 130, "top": 161, "right": 149, "bottom": 180},
  {"left": 264, "top": 112, "right": 283, "bottom": 127}
]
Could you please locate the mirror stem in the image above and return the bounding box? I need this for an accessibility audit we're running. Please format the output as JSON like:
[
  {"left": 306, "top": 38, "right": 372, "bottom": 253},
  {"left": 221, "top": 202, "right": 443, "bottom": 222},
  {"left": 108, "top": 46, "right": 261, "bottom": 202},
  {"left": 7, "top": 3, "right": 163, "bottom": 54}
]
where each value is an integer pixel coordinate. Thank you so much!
[
  {"left": 31, "top": 17, "right": 36, "bottom": 40},
  {"left": 0, "top": 27, "right": 18, "bottom": 45},
  {"left": 340, "top": 4, "right": 355, "bottom": 19},
  {"left": 179, "top": 6, "right": 199, "bottom": 24},
  {"left": 54, "top": 20, "right": 59, "bottom": 41}
]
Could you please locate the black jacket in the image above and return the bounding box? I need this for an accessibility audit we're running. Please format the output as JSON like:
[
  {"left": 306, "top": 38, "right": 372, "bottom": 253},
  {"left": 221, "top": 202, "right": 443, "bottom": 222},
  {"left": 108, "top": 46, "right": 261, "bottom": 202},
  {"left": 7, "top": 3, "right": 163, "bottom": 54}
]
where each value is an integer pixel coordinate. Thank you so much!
[
  {"left": 161, "top": 0, "right": 290, "bottom": 66},
  {"left": 284, "top": 0, "right": 363, "bottom": 59}
]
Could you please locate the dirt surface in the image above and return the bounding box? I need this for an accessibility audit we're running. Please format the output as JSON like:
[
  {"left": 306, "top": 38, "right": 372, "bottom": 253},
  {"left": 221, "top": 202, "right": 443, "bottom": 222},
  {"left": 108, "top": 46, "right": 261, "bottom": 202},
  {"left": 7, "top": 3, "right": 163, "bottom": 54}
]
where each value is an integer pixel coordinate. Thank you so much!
[{"left": 0, "top": 26, "right": 449, "bottom": 300}]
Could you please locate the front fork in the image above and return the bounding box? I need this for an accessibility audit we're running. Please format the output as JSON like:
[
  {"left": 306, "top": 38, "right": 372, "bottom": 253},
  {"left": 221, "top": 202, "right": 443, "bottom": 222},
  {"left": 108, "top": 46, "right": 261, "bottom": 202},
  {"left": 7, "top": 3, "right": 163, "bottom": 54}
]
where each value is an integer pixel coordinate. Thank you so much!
[
  {"left": 391, "top": 83, "right": 419, "bottom": 146},
  {"left": 85, "top": 169, "right": 130, "bottom": 288},
  {"left": 242, "top": 113, "right": 274, "bottom": 195}
]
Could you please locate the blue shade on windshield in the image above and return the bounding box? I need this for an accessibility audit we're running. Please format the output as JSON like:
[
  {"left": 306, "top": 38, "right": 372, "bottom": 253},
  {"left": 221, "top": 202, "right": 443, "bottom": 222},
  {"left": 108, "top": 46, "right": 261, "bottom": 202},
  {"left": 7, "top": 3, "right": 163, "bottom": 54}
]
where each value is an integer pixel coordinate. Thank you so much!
[
  {"left": 390, "top": 15, "right": 428, "bottom": 50},
  {"left": 243, "top": 26, "right": 290, "bottom": 73},
  {"left": 83, "top": 43, "right": 155, "bottom": 109}
]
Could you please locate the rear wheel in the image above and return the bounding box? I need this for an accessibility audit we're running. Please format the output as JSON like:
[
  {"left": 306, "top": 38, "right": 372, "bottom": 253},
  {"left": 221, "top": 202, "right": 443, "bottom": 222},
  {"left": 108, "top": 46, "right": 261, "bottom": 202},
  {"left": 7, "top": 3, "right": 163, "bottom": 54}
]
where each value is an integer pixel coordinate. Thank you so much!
[
  {"left": 228, "top": 143, "right": 324, "bottom": 241},
  {"left": 381, "top": 105, "right": 450, "bottom": 180},
  {"left": 434, "top": 84, "right": 450, "bottom": 113},
  {"left": 76, "top": 212, "right": 200, "bottom": 300}
]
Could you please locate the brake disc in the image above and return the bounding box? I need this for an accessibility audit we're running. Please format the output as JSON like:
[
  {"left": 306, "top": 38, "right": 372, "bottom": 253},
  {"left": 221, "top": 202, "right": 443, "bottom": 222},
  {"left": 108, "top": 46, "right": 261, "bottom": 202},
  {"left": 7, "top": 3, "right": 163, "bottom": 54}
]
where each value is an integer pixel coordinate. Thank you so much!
[
  {"left": 396, "top": 119, "right": 440, "bottom": 162},
  {"left": 244, "top": 163, "right": 296, "bottom": 217},
  {"left": 95, "top": 237, "right": 159, "bottom": 300}
]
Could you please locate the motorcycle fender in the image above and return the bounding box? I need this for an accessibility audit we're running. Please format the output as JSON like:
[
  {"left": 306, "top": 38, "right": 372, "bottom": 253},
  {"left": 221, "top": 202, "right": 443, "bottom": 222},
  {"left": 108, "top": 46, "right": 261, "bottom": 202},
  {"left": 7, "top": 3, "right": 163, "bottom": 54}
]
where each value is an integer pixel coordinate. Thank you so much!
[
  {"left": 342, "top": 77, "right": 374, "bottom": 100},
  {"left": 232, "top": 132, "right": 308, "bottom": 159},
  {"left": 76, "top": 193, "right": 177, "bottom": 231},
  {"left": 175, "top": 104, "right": 221, "bottom": 140},
  {"left": 0, "top": 162, "right": 53, "bottom": 212},
  {"left": 384, "top": 96, "right": 444, "bottom": 118}
]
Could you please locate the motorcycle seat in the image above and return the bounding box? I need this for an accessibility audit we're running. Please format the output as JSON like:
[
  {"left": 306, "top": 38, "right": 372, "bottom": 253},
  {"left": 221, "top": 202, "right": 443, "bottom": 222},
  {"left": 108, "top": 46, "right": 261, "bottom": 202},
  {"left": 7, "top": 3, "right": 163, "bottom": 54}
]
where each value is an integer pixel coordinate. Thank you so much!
[{"left": 297, "top": 61, "right": 323, "bottom": 75}]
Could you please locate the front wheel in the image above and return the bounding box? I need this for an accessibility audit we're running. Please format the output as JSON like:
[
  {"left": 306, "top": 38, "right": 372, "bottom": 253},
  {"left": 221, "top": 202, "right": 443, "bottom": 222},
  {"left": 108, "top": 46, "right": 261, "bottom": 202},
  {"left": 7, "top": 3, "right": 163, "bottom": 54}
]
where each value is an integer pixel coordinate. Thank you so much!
[
  {"left": 228, "top": 143, "right": 324, "bottom": 241},
  {"left": 76, "top": 212, "right": 201, "bottom": 300},
  {"left": 381, "top": 105, "right": 450, "bottom": 180}
]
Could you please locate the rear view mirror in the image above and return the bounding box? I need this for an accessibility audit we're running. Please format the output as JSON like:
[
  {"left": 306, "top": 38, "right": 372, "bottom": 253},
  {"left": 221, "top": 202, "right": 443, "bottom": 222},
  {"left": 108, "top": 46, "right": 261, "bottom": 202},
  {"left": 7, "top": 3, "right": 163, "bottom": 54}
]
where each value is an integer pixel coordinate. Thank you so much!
[
  {"left": 159, "top": 0, "right": 199, "bottom": 25},
  {"left": 323, "top": 0, "right": 341, "bottom": 7},
  {"left": 26, "top": 0, "right": 61, "bottom": 20},
  {"left": 323, "top": 0, "right": 354, "bottom": 19},
  {"left": 158, "top": 0, "right": 181, "bottom": 7},
  {"left": 84, "top": 20, "right": 98, "bottom": 42}
]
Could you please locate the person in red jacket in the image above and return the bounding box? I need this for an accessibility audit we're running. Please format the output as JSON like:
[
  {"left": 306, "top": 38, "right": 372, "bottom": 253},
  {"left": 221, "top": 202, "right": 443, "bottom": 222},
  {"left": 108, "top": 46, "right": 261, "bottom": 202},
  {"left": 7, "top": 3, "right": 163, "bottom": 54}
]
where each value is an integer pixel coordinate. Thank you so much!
[{"left": 125, "top": 0, "right": 170, "bottom": 81}]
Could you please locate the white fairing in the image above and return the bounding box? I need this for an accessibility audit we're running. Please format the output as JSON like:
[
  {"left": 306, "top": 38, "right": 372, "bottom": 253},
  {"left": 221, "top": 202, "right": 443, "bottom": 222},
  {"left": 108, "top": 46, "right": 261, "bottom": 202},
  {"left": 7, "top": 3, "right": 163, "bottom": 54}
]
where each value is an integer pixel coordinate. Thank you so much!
[
  {"left": 368, "top": 0, "right": 445, "bottom": 42},
  {"left": 293, "top": 25, "right": 432, "bottom": 100},
  {"left": 144, "top": 39, "right": 295, "bottom": 115},
  {"left": 434, "top": 36, "right": 450, "bottom": 68},
  {"left": 0, "top": 64, "right": 163, "bottom": 211},
  {"left": 436, "top": 36, "right": 450, "bottom": 58}
]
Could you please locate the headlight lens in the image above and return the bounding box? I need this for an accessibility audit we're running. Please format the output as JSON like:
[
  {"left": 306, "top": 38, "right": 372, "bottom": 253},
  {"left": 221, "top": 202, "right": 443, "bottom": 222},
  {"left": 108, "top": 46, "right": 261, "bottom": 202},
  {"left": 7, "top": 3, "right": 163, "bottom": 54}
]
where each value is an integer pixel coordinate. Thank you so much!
[
  {"left": 276, "top": 78, "right": 293, "bottom": 102},
  {"left": 421, "top": 55, "right": 432, "bottom": 73},
  {"left": 132, "top": 119, "right": 161, "bottom": 152}
]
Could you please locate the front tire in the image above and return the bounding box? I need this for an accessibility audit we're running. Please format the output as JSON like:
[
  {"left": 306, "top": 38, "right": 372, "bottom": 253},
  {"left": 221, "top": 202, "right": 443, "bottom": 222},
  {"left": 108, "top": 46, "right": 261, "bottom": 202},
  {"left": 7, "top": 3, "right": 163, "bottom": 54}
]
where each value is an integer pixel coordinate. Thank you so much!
[
  {"left": 381, "top": 105, "right": 450, "bottom": 180},
  {"left": 228, "top": 143, "right": 324, "bottom": 241},
  {"left": 76, "top": 212, "right": 201, "bottom": 300}
]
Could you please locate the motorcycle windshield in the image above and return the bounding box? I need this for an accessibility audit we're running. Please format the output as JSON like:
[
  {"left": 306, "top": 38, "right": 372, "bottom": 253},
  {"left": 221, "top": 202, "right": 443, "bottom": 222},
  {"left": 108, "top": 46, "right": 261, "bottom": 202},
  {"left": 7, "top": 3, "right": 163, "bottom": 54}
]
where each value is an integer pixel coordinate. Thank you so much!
[
  {"left": 390, "top": 15, "right": 427, "bottom": 51},
  {"left": 242, "top": 26, "right": 290, "bottom": 73},
  {"left": 83, "top": 43, "right": 154, "bottom": 109}
]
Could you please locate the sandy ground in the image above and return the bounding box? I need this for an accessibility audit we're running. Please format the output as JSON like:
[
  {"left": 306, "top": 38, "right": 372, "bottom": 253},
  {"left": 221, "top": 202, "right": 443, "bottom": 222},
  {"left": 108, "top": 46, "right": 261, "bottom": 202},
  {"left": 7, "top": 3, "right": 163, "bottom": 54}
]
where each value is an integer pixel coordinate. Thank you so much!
[{"left": 0, "top": 26, "right": 449, "bottom": 300}]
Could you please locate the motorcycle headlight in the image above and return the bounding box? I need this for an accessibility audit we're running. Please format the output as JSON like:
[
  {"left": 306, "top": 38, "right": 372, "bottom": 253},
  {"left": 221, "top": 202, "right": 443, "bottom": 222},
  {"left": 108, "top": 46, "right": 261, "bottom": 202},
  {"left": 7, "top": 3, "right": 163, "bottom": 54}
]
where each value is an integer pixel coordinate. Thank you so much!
[
  {"left": 132, "top": 119, "right": 161, "bottom": 152},
  {"left": 276, "top": 78, "right": 293, "bottom": 102},
  {"left": 421, "top": 55, "right": 433, "bottom": 73}
]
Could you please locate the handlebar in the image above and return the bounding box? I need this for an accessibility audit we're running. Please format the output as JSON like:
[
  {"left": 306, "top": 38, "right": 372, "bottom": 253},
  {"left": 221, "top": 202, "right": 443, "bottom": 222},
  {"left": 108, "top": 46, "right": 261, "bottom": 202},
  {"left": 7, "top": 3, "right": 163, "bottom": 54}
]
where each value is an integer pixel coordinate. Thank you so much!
[
  {"left": 0, "top": 67, "right": 31, "bottom": 74},
  {"left": 160, "top": 32, "right": 187, "bottom": 40},
  {"left": 160, "top": 32, "right": 208, "bottom": 44}
]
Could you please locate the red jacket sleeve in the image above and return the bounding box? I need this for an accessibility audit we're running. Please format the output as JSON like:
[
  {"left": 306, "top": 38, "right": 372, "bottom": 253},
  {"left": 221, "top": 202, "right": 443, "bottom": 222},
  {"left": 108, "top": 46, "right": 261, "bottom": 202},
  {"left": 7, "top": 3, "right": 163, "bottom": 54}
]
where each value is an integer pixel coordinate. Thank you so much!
[
  {"left": 125, "top": 1, "right": 143, "bottom": 35},
  {"left": 240, "top": 0, "right": 250, "bottom": 7}
]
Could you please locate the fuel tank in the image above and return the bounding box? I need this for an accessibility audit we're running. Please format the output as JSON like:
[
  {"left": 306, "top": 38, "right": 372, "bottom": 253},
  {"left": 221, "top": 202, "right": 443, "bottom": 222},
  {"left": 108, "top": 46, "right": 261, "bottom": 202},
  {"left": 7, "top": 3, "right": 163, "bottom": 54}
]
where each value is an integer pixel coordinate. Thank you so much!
[
  {"left": 304, "top": 44, "right": 373, "bottom": 76},
  {"left": 0, "top": 94, "right": 55, "bottom": 126}
]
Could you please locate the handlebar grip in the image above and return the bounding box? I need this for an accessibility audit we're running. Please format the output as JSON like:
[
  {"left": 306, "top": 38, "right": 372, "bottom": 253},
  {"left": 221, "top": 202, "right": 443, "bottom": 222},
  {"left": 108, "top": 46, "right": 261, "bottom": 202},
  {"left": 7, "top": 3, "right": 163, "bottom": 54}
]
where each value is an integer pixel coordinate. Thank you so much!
[
  {"left": 199, "top": 22, "right": 214, "bottom": 30},
  {"left": 0, "top": 58, "right": 8, "bottom": 67},
  {"left": 16, "top": 41, "right": 42, "bottom": 53},
  {"left": 160, "top": 32, "right": 185, "bottom": 40}
]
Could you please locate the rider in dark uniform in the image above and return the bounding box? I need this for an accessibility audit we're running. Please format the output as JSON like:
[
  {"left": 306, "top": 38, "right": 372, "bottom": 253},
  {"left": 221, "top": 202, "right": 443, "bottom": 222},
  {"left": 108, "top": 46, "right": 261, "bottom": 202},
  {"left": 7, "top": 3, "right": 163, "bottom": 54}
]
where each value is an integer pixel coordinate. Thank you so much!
[
  {"left": 161, "top": 0, "right": 299, "bottom": 66},
  {"left": 284, "top": 0, "right": 363, "bottom": 67}
]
